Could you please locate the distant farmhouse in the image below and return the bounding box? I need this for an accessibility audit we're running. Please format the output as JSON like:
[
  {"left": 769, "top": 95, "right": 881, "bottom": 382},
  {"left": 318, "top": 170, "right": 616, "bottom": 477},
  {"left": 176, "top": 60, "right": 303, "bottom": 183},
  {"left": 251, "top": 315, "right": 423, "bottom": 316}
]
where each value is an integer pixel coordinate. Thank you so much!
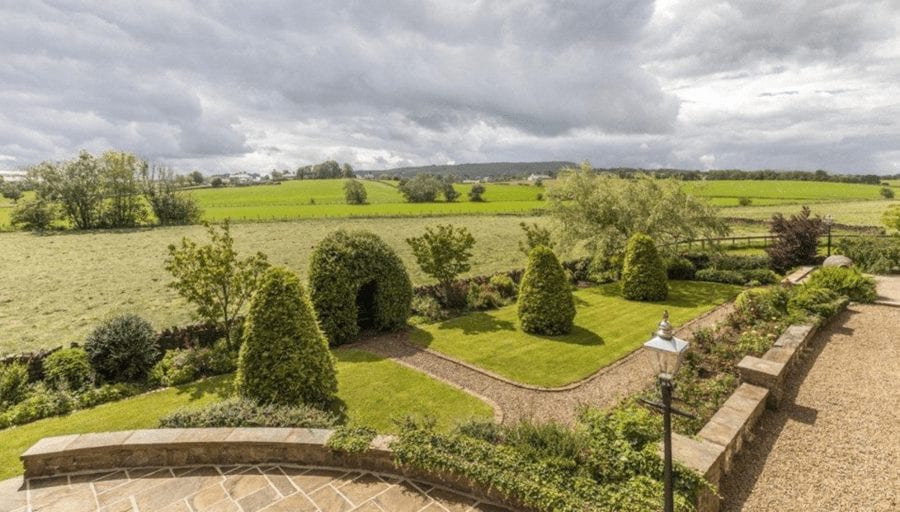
[
  {"left": 0, "top": 170, "right": 27, "bottom": 182},
  {"left": 527, "top": 173, "right": 551, "bottom": 182}
]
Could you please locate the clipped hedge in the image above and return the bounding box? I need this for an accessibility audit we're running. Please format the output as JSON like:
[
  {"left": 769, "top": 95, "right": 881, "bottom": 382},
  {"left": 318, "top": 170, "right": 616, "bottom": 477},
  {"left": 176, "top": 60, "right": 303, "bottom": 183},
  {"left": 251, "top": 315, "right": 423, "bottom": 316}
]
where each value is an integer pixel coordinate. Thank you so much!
[
  {"left": 309, "top": 230, "right": 413, "bottom": 345},
  {"left": 517, "top": 246, "right": 575, "bottom": 335},
  {"left": 235, "top": 267, "right": 337, "bottom": 405},
  {"left": 666, "top": 256, "right": 696, "bottom": 280},
  {"left": 621, "top": 233, "right": 668, "bottom": 301}
]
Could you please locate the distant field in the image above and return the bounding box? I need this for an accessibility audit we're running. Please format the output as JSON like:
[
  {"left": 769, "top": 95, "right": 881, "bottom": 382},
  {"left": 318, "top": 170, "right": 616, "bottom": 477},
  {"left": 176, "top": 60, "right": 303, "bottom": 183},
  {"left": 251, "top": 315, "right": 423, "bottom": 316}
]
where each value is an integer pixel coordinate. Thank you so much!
[
  {"left": 0, "top": 215, "right": 546, "bottom": 354},
  {"left": 0, "top": 178, "right": 890, "bottom": 228},
  {"left": 726, "top": 200, "right": 894, "bottom": 226},
  {"left": 685, "top": 180, "right": 884, "bottom": 206},
  {"left": 193, "top": 180, "right": 545, "bottom": 221}
]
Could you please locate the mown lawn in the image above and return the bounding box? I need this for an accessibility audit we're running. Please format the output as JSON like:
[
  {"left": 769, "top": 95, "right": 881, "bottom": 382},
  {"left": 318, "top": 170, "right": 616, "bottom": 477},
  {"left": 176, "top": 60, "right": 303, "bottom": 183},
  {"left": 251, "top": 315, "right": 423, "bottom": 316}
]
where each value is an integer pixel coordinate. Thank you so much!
[
  {"left": 0, "top": 348, "right": 492, "bottom": 478},
  {"left": 409, "top": 281, "right": 742, "bottom": 387}
]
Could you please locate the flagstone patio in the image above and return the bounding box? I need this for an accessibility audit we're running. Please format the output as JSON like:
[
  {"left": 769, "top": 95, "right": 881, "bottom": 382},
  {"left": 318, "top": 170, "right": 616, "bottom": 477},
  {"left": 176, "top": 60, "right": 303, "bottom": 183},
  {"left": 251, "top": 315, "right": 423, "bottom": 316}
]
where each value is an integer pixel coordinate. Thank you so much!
[{"left": 0, "top": 464, "right": 510, "bottom": 512}]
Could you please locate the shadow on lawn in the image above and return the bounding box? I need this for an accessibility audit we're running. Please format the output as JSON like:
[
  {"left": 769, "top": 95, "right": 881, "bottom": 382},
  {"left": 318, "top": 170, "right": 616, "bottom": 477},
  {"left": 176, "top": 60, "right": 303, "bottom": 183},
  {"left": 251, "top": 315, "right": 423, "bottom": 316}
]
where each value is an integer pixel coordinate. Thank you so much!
[
  {"left": 410, "top": 321, "right": 604, "bottom": 348},
  {"left": 595, "top": 280, "right": 737, "bottom": 309},
  {"left": 434, "top": 311, "right": 516, "bottom": 335}
]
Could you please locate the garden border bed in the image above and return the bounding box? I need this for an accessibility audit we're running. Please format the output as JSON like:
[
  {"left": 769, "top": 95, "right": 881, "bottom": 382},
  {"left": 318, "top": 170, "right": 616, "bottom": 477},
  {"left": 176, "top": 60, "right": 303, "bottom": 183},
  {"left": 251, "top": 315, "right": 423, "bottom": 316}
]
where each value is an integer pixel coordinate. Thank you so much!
[
  {"left": 671, "top": 302, "right": 844, "bottom": 512},
  {"left": 20, "top": 427, "right": 525, "bottom": 511}
]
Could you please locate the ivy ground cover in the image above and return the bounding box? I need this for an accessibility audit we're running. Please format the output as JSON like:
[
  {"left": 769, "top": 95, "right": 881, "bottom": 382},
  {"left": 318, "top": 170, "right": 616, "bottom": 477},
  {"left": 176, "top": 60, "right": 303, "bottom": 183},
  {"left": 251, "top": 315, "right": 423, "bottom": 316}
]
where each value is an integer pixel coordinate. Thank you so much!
[
  {"left": 409, "top": 280, "right": 741, "bottom": 387},
  {"left": 0, "top": 348, "right": 492, "bottom": 478}
]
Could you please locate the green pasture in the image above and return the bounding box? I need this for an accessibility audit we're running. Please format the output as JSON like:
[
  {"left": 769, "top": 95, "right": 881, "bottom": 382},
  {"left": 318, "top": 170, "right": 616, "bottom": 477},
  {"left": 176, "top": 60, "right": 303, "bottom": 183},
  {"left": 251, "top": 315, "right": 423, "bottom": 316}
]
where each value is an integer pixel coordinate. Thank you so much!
[
  {"left": 0, "top": 348, "right": 493, "bottom": 478},
  {"left": 409, "top": 281, "right": 741, "bottom": 387},
  {"left": 193, "top": 179, "right": 544, "bottom": 221},
  {"left": 0, "top": 215, "right": 548, "bottom": 354},
  {"left": 685, "top": 180, "right": 884, "bottom": 204},
  {"left": 726, "top": 200, "right": 894, "bottom": 226}
]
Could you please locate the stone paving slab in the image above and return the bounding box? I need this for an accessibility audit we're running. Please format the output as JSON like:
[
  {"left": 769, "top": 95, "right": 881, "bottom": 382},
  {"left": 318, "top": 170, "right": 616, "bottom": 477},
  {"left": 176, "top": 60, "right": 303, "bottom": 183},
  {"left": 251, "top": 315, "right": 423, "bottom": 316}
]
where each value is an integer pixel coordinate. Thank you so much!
[{"left": 0, "top": 465, "right": 512, "bottom": 512}]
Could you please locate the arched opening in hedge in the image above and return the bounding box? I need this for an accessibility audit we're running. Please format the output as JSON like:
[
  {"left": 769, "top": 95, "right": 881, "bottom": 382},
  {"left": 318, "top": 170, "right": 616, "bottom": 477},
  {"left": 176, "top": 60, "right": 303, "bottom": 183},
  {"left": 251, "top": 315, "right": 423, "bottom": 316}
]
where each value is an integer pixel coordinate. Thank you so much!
[{"left": 309, "top": 230, "right": 413, "bottom": 345}]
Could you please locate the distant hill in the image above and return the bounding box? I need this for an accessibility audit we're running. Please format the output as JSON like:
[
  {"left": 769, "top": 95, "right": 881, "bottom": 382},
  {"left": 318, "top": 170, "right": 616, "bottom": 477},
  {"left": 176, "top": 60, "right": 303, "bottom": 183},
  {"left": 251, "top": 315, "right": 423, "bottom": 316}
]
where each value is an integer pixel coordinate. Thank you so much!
[{"left": 365, "top": 161, "right": 575, "bottom": 179}]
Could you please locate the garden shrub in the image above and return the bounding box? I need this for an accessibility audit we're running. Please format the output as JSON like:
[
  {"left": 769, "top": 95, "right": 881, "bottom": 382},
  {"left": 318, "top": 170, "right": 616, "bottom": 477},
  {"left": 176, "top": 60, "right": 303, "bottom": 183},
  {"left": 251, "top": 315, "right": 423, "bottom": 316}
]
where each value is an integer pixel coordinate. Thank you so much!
[
  {"left": 76, "top": 383, "right": 143, "bottom": 409},
  {"left": 43, "top": 348, "right": 93, "bottom": 391},
  {"left": 327, "top": 426, "right": 378, "bottom": 453},
  {"left": 787, "top": 285, "right": 846, "bottom": 318},
  {"left": 392, "top": 407, "right": 702, "bottom": 512},
  {"left": 695, "top": 268, "right": 747, "bottom": 285},
  {"left": 766, "top": 206, "right": 823, "bottom": 273},
  {"left": 0, "top": 384, "right": 74, "bottom": 428},
  {"left": 236, "top": 267, "right": 337, "bottom": 405},
  {"left": 517, "top": 246, "right": 576, "bottom": 335},
  {"left": 563, "top": 257, "right": 593, "bottom": 283},
  {"left": 588, "top": 254, "right": 622, "bottom": 284},
  {"left": 310, "top": 230, "right": 413, "bottom": 345},
  {"left": 158, "top": 397, "right": 337, "bottom": 428},
  {"left": 835, "top": 236, "right": 900, "bottom": 274},
  {"left": 680, "top": 252, "right": 711, "bottom": 271},
  {"left": 466, "top": 283, "right": 505, "bottom": 311},
  {"left": 84, "top": 314, "right": 159, "bottom": 383},
  {"left": 150, "top": 349, "right": 200, "bottom": 387},
  {"left": 733, "top": 287, "right": 791, "bottom": 323},
  {"left": 806, "top": 266, "right": 877, "bottom": 303},
  {"left": 666, "top": 256, "right": 696, "bottom": 280},
  {"left": 489, "top": 273, "right": 518, "bottom": 299},
  {"left": 0, "top": 362, "right": 29, "bottom": 409},
  {"left": 621, "top": 233, "right": 668, "bottom": 301},
  {"left": 742, "top": 268, "right": 780, "bottom": 285},
  {"left": 149, "top": 342, "right": 235, "bottom": 387},
  {"left": 411, "top": 295, "right": 449, "bottom": 322},
  {"left": 710, "top": 254, "right": 770, "bottom": 271}
]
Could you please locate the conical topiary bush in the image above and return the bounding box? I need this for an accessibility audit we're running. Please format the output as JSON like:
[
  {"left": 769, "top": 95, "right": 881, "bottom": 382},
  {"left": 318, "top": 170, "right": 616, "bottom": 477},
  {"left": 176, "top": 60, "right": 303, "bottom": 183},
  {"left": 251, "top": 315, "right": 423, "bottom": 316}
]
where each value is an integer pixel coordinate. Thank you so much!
[
  {"left": 517, "top": 246, "right": 576, "bottom": 335},
  {"left": 235, "top": 267, "right": 337, "bottom": 405},
  {"left": 621, "top": 233, "right": 668, "bottom": 301}
]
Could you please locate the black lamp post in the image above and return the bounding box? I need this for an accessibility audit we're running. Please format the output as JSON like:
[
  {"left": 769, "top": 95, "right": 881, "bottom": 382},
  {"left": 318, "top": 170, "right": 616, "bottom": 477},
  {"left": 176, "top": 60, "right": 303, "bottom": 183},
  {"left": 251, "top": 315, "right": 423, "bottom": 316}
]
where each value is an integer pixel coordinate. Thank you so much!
[
  {"left": 642, "top": 311, "right": 690, "bottom": 512},
  {"left": 824, "top": 214, "right": 834, "bottom": 257}
]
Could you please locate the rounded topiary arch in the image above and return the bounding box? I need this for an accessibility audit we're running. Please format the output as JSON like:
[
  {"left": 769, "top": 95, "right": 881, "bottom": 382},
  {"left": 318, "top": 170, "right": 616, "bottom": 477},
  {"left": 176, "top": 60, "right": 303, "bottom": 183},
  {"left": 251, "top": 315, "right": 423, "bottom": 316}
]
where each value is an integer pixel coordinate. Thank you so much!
[{"left": 309, "top": 230, "right": 413, "bottom": 345}]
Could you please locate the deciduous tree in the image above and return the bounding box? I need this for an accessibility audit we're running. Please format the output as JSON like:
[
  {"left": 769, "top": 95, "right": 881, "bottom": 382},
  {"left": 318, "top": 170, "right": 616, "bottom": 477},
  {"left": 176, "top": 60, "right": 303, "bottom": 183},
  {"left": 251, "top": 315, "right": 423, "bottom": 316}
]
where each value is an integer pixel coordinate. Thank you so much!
[{"left": 165, "top": 221, "right": 270, "bottom": 347}]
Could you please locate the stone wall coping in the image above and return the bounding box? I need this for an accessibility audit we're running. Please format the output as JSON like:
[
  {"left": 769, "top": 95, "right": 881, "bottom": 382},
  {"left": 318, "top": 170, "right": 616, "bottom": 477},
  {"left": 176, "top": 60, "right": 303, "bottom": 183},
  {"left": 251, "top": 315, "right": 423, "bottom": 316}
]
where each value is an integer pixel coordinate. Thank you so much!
[{"left": 672, "top": 315, "right": 831, "bottom": 512}]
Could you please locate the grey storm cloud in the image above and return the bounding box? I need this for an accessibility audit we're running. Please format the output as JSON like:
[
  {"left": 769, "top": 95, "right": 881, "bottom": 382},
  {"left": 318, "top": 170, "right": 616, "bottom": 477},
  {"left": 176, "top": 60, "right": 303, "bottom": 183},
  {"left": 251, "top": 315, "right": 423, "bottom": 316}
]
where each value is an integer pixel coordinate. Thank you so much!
[{"left": 0, "top": 0, "right": 898, "bottom": 173}]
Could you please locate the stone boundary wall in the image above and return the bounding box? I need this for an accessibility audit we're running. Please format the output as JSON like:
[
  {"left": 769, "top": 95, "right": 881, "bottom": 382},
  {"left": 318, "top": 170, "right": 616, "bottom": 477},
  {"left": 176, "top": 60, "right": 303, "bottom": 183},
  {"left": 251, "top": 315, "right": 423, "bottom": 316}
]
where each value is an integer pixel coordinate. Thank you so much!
[
  {"left": 21, "top": 427, "right": 529, "bottom": 511},
  {"left": 672, "top": 313, "right": 839, "bottom": 512}
]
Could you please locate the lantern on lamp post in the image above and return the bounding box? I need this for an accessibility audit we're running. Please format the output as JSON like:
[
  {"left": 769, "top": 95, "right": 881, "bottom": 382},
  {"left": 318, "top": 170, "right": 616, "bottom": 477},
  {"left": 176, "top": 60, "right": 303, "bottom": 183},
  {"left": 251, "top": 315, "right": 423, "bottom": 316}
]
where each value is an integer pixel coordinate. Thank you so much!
[{"left": 642, "top": 311, "right": 690, "bottom": 512}]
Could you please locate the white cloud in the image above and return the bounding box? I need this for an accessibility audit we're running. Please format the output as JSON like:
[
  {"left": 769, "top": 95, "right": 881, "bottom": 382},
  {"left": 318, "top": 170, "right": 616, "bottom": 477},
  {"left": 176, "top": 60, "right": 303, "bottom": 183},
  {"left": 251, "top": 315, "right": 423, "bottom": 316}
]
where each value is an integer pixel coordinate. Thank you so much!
[{"left": 0, "top": 1, "right": 898, "bottom": 173}]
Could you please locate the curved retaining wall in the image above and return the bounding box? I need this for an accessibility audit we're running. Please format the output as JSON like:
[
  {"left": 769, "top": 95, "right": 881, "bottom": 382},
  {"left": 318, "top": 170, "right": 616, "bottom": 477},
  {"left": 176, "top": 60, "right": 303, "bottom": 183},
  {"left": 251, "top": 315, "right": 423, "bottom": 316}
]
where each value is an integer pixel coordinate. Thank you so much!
[{"left": 21, "top": 427, "right": 527, "bottom": 511}]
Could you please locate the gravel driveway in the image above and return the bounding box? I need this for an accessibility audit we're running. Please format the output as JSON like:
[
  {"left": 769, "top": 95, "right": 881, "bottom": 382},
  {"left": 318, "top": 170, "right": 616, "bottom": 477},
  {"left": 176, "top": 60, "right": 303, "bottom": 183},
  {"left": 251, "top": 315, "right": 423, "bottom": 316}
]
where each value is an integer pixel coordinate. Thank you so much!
[{"left": 720, "top": 303, "right": 900, "bottom": 511}]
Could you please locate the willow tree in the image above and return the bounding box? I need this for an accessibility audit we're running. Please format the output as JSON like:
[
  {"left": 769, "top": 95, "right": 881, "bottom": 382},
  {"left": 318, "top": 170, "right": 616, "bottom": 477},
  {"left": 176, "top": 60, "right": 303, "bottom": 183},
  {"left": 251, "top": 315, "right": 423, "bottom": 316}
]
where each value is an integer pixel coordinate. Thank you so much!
[{"left": 547, "top": 162, "right": 727, "bottom": 259}]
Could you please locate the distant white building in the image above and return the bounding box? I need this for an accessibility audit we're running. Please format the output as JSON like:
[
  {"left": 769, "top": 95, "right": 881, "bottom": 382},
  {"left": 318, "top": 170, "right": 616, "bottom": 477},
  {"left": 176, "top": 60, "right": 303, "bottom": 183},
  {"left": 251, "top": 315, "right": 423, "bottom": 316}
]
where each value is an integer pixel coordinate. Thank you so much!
[
  {"left": 527, "top": 173, "right": 551, "bottom": 182},
  {"left": 228, "top": 172, "right": 261, "bottom": 185}
]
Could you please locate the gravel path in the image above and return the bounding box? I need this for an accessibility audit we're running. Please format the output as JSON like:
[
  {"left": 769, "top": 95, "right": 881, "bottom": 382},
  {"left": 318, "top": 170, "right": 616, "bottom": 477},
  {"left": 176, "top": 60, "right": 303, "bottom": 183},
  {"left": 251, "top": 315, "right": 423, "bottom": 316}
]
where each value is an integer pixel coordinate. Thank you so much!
[
  {"left": 720, "top": 303, "right": 900, "bottom": 511},
  {"left": 353, "top": 303, "right": 733, "bottom": 425}
]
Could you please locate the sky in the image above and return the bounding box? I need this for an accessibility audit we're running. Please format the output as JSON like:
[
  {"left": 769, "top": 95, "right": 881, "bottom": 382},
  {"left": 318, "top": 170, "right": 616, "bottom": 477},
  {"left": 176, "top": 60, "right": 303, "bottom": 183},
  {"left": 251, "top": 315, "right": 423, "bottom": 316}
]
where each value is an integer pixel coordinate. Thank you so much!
[{"left": 1, "top": 1, "right": 899, "bottom": 174}]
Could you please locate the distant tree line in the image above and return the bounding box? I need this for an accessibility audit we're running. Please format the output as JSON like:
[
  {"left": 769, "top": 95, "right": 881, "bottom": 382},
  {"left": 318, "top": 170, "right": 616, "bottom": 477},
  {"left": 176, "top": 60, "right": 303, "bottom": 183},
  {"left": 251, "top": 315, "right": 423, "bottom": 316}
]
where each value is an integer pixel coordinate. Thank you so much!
[
  {"left": 596, "top": 167, "right": 890, "bottom": 185},
  {"left": 294, "top": 160, "right": 355, "bottom": 180}
]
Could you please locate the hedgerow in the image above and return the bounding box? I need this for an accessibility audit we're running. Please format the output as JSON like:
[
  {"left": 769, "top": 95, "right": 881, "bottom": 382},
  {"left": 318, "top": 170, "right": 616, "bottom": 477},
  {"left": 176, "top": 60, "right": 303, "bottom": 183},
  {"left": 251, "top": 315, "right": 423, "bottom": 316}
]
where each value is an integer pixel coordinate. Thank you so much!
[
  {"left": 517, "top": 246, "right": 575, "bottom": 335},
  {"left": 309, "top": 230, "right": 413, "bottom": 345},
  {"left": 235, "top": 267, "right": 337, "bottom": 405},
  {"left": 621, "top": 233, "right": 668, "bottom": 301}
]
